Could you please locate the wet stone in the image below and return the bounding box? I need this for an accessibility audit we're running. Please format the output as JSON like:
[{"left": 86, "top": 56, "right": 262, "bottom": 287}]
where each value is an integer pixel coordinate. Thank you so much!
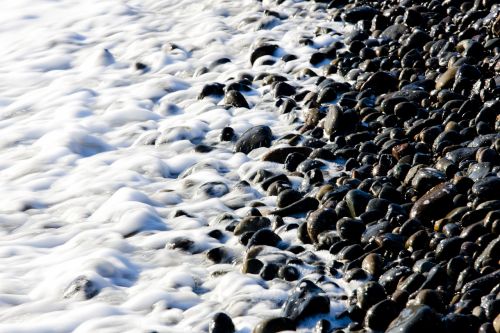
[
  {"left": 472, "top": 177, "right": 500, "bottom": 202},
  {"left": 63, "top": 276, "right": 99, "bottom": 300},
  {"left": 307, "top": 208, "right": 336, "bottom": 243},
  {"left": 209, "top": 312, "right": 235, "bottom": 333},
  {"left": 234, "top": 125, "right": 273, "bottom": 154},
  {"left": 252, "top": 317, "right": 296, "bottom": 333},
  {"left": 410, "top": 183, "right": 457, "bottom": 224},
  {"left": 250, "top": 44, "right": 278, "bottom": 65},
  {"left": 336, "top": 217, "right": 365, "bottom": 242},
  {"left": 261, "top": 147, "right": 312, "bottom": 163},
  {"left": 342, "top": 6, "right": 379, "bottom": 23},
  {"left": 276, "top": 189, "right": 302, "bottom": 209},
  {"left": 386, "top": 305, "right": 444, "bottom": 333},
  {"left": 282, "top": 280, "right": 330, "bottom": 322},
  {"left": 225, "top": 90, "right": 249, "bottom": 108},
  {"left": 365, "top": 299, "right": 401, "bottom": 331},
  {"left": 234, "top": 216, "right": 271, "bottom": 236},
  {"left": 345, "top": 189, "right": 373, "bottom": 217},
  {"left": 247, "top": 229, "right": 282, "bottom": 248}
]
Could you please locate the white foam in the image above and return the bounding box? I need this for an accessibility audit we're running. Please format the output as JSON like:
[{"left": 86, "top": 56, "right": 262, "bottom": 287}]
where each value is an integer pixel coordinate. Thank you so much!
[{"left": 0, "top": 0, "right": 348, "bottom": 331}]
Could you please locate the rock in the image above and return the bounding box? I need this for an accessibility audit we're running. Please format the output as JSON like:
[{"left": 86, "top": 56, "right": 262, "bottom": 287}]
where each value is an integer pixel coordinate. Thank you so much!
[
  {"left": 197, "top": 182, "right": 229, "bottom": 198},
  {"left": 260, "top": 263, "right": 280, "bottom": 281},
  {"left": 220, "top": 127, "right": 235, "bottom": 141},
  {"left": 234, "top": 216, "right": 271, "bottom": 235},
  {"left": 410, "top": 183, "right": 457, "bottom": 223},
  {"left": 261, "top": 147, "right": 313, "bottom": 163},
  {"left": 209, "top": 312, "right": 235, "bottom": 333},
  {"left": 357, "top": 281, "right": 386, "bottom": 310},
  {"left": 199, "top": 82, "right": 225, "bottom": 99},
  {"left": 253, "top": 317, "right": 296, "bottom": 333},
  {"left": 404, "top": 30, "right": 431, "bottom": 50},
  {"left": 270, "top": 197, "right": 319, "bottom": 217},
  {"left": 235, "top": 126, "right": 273, "bottom": 154},
  {"left": 379, "top": 266, "right": 412, "bottom": 294},
  {"left": 225, "top": 90, "right": 249, "bottom": 108},
  {"left": 336, "top": 217, "right": 365, "bottom": 242},
  {"left": 362, "top": 253, "right": 384, "bottom": 277},
  {"left": 307, "top": 208, "right": 336, "bottom": 243},
  {"left": 338, "top": 244, "right": 363, "bottom": 261},
  {"left": 414, "top": 289, "right": 444, "bottom": 313},
  {"left": 260, "top": 174, "right": 289, "bottom": 191},
  {"left": 313, "top": 319, "right": 331, "bottom": 333},
  {"left": 317, "top": 86, "right": 337, "bottom": 103},
  {"left": 405, "top": 230, "right": 429, "bottom": 252},
  {"left": 279, "top": 97, "right": 297, "bottom": 114},
  {"left": 435, "top": 236, "right": 463, "bottom": 262},
  {"left": 436, "top": 67, "right": 457, "bottom": 90},
  {"left": 247, "top": 229, "right": 282, "bottom": 248},
  {"left": 445, "top": 147, "right": 478, "bottom": 163},
  {"left": 411, "top": 168, "right": 446, "bottom": 194},
  {"left": 274, "top": 82, "right": 296, "bottom": 98},
  {"left": 365, "top": 299, "right": 401, "bottom": 331},
  {"left": 342, "top": 6, "right": 379, "bottom": 23},
  {"left": 474, "top": 237, "right": 500, "bottom": 271},
  {"left": 345, "top": 189, "right": 373, "bottom": 217},
  {"left": 63, "top": 276, "right": 99, "bottom": 300},
  {"left": 472, "top": 177, "right": 500, "bottom": 201},
  {"left": 380, "top": 24, "right": 407, "bottom": 40},
  {"left": 251, "top": 44, "right": 278, "bottom": 65},
  {"left": 323, "top": 105, "right": 344, "bottom": 135},
  {"left": 387, "top": 305, "right": 443, "bottom": 333},
  {"left": 242, "top": 258, "right": 264, "bottom": 274},
  {"left": 169, "top": 237, "right": 195, "bottom": 252},
  {"left": 361, "top": 71, "right": 398, "bottom": 94},
  {"left": 276, "top": 189, "right": 302, "bottom": 209},
  {"left": 297, "top": 159, "right": 324, "bottom": 174},
  {"left": 279, "top": 265, "right": 300, "bottom": 281},
  {"left": 206, "top": 246, "right": 233, "bottom": 264},
  {"left": 282, "top": 280, "right": 330, "bottom": 322},
  {"left": 494, "top": 314, "right": 500, "bottom": 333},
  {"left": 398, "top": 272, "right": 425, "bottom": 294}
]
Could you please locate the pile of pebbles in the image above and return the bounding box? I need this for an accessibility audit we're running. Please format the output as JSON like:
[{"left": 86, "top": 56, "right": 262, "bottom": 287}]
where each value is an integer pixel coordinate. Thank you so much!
[{"left": 201, "top": 0, "right": 500, "bottom": 332}]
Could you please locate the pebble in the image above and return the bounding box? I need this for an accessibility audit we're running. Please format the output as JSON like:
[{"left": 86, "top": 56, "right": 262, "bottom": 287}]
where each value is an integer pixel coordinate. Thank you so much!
[
  {"left": 410, "top": 183, "right": 457, "bottom": 224},
  {"left": 209, "top": 313, "right": 235, "bottom": 333},
  {"left": 282, "top": 280, "right": 330, "bottom": 322},
  {"left": 356, "top": 281, "right": 386, "bottom": 310},
  {"left": 364, "top": 299, "right": 400, "bottom": 331},
  {"left": 386, "top": 305, "right": 443, "bottom": 332},
  {"left": 63, "top": 276, "right": 99, "bottom": 300},
  {"left": 252, "top": 317, "right": 295, "bottom": 333},
  {"left": 234, "top": 125, "right": 273, "bottom": 154},
  {"left": 225, "top": 90, "right": 249, "bottom": 108},
  {"left": 233, "top": 216, "right": 271, "bottom": 236}
]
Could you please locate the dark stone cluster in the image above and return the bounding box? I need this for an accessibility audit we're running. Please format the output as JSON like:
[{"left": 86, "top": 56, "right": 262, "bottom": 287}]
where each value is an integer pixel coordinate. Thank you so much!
[{"left": 204, "top": 0, "right": 500, "bottom": 332}]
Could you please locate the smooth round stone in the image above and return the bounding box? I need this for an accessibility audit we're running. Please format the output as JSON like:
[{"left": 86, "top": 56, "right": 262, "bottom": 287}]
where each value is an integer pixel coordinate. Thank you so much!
[
  {"left": 336, "top": 217, "right": 365, "bottom": 242},
  {"left": 252, "top": 317, "right": 295, "bottom": 333},
  {"left": 209, "top": 312, "right": 235, "bottom": 333},
  {"left": 386, "top": 305, "right": 443, "bottom": 333},
  {"left": 307, "top": 208, "right": 336, "bottom": 243},
  {"left": 365, "top": 299, "right": 400, "bottom": 331},
  {"left": 234, "top": 125, "right": 273, "bottom": 154},
  {"left": 362, "top": 253, "right": 384, "bottom": 277},
  {"left": 281, "top": 280, "right": 330, "bottom": 322},
  {"left": 357, "top": 281, "right": 386, "bottom": 310},
  {"left": 234, "top": 216, "right": 271, "bottom": 236},
  {"left": 225, "top": 90, "right": 249, "bottom": 108},
  {"left": 345, "top": 189, "right": 373, "bottom": 217}
]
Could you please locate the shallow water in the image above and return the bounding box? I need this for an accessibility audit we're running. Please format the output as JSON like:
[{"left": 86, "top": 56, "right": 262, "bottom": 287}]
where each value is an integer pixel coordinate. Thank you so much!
[{"left": 0, "top": 0, "right": 353, "bottom": 332}]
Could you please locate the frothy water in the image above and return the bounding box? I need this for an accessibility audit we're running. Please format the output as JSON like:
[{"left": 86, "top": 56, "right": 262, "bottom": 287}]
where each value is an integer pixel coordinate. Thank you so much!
[{"left": 0, "top": 0, "right": 353, "bottom": 332}]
